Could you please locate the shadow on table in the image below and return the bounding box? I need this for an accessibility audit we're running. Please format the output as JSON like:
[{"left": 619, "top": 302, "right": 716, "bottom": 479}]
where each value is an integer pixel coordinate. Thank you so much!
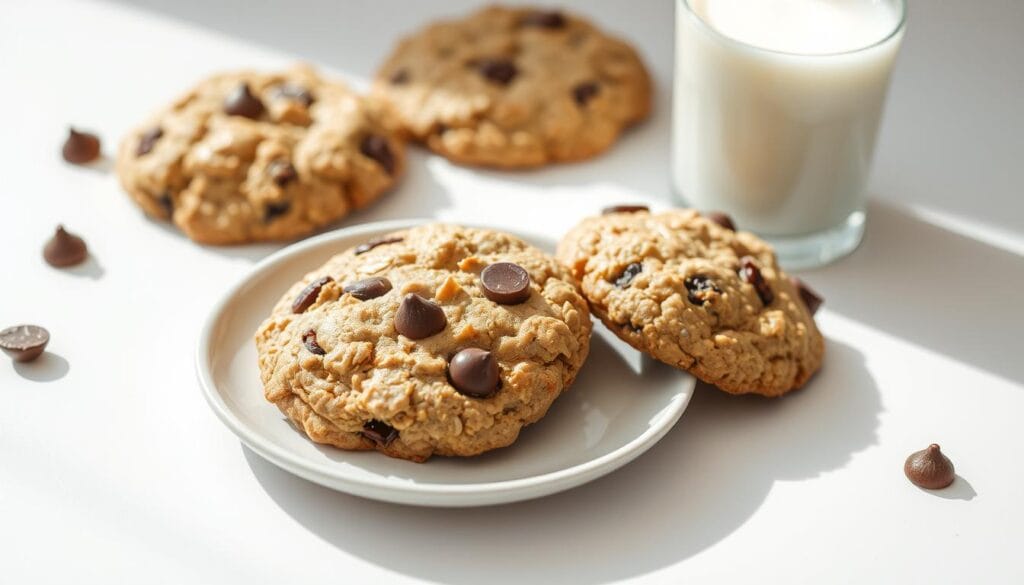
[
  {"left": 245, "top": 338, "right": 878, "bottom": 584},
  {"left": 12, "top": 352, "right": 70, "bottom": 382}
]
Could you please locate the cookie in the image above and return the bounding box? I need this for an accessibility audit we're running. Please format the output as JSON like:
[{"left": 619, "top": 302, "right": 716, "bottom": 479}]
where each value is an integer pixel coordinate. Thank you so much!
[
  {"left": 372, "top": 5, "right": 651, "bottom": 168},
  {"left": 557, "top": 209, "right": 823, "bottom": 397},
  {"left": 116, "top": 65, "right": 405, "bottom": 244},
  {"left": 255, "top": 224, "right": 592, "bottom": 462}
]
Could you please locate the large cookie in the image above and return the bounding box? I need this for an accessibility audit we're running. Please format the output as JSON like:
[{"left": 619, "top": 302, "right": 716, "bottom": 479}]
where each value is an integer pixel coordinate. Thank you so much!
[
  {"left": 116, "top": 66, "right": 405, "bottom": 244},
  {"left": 372, "top": 5, "right": 651, "bottom": 168},
  {"left": 557, "top": 209, "right": 824, "bottom": 397},
  {"left": 255, "top": 224, "right": 592, "bottom": 462}
]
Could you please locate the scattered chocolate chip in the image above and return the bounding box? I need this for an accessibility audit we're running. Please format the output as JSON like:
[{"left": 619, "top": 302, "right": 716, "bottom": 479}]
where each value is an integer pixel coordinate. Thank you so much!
[
  {"left": 477, "top": 58, "right": 518, "bottom": 85},
  {"left": 136, "top": 127, "right": 164, "bottom": 157},
  {"left": 480, "top": 262, "right": 531, "bottom": 305},
  {"left": 343, "top": 277, "right": 392, "bottom": 301},
  {"left": 268, "top": 159, "right": 297, "bottom": 186},
  {"left": 905, "top": 444, "right": 955, "bottom": 490},
  {"left": 572, "top": 81, "right": 600, "bottom": 106},
  {"left": 223, "top": 83, "right": 265, "bottom": 119},
  {"left": 705, "top": 211, "right": 736, "bottom": 231},
  {"left": 684, "top": 275, "right": 719, "bottom": 305},
  {"left": 362, "top": 420, "right": 399, "bottom": 446},
  {"left": 270, "top": 83, "right": 313, "bottom": 107},
  {"left": 521, "top": 10, "right": 567, "bottom": 29},
  {"left": 354, "top": 236, "right": 403, "bottom": 255},
  {"left": 614, "top": 262, "right": 643, "bottom": 288},
  {"left": 602, "top": 204, "right": 649, "bottom": 215},
  {"left": 0, "top": 325, "right": 50, "bottom": 363},
  {"left": 302, "top": 329, "right": 326, "bottom": 355},
  {"left": 789, "top": 277, "right": 823, "bottom": 316},
  {"left": 739, "top": 256, "right": 774, "bottom": 306},
  {"left": 156, "top": 192, "right": 174, "bottom": 217},
  {"left": 263, "top": 201, "right": 291, "bottom": 223},
  {"left": 291, "top": 276, "right": 334, "bottom": 313},
  {"left": 360, "top": 135, "right": 396, "bottom": 175},
  {"left": 62, "top": 128, "right": 101, "bottom": 164},
  {"left": 43, "top": 225, "right": 87, "bottom": 268},
  {"left": 394, "top": 293, "right": 447, "bottom": 339},
  {"left": 448, "top": 348, "right": 500, "bottom": 398},
  {"left": 390, "top": 69, "right": 410, "bottom": 85}
]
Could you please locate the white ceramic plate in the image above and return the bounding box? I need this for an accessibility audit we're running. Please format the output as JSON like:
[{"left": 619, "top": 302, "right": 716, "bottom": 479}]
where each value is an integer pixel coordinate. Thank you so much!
[{"left": 196, "top": 219, "right": 695, "bottom": 507}]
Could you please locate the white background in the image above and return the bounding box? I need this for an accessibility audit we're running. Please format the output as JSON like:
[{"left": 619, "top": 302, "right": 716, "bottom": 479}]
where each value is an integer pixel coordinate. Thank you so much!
[{"left": 2, "top": 0, "right": 1023, "bottom": 583}]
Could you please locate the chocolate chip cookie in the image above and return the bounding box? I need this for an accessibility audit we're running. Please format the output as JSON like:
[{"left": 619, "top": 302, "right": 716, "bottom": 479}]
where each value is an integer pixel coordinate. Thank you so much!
[
  {"left": 557, "top": 209, "right": 824, "bottom": 397},
  {"left": 116, "top": 65, "right": 405, "bottom": 244},
  {"left": 255, "top": 224, "right": 592, "bottom": 462},
  {"left": 372, "top": 5, "right": 651, "bottom": 168}
]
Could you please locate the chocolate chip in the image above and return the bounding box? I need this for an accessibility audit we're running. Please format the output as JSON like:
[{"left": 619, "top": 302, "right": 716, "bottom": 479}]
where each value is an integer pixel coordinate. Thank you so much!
[
  {"left": 521, "top": 10, "right": 567, "bottom": 29},
  {"left": 448, "top": 348, "right": 500, "bottom": 398},
  {"left": 156, "top": 192, "right": 174, "bottom": 218},
  {"left": 477, "top": 58, "right": 518, "bottom": 85},
  {"left": 684, "top": 275, "right": 719, "bottom": 305},
  {"left": 343, "top": 277, "right": 392, "bottom": 301},
  {"left": 705, "top": 211, "right": 736, "bottom": 231},
  {"left": 43, "top": 225, "right": 87, "bottom": 268},
  {"left": 362, "top": 420, "right": 399, "bottom": 446},
  {"left": 394, "top": 293, "right": 447, "bottom": 339},
  {"left": 0, "top": 325, "right": 50, "bottom": 363},
  {"left": 572, "top": 82, "right": 600, "bottom": 106},
  {"left": 62, "top": 128, "right": 101, "bottom": 164},
  {"left": 263, "top": 201, "right": 290, "bottom": 223},
  {"left": 789, "top": 277, "right": 823, "bottom": 316},
  {"left": 614, "top": 262, "right": 643, "bottom": 288},
  {"left": 602, "top": 204, "right": 649, "bottom": 215},
  {"left": 480, "top": 262, "right": 531, "bottom": 305},
  {"left": 390, "top": 69, "right": 410, "bottom": 85},
  {"left": 291, "top": 276, "right": 333, "bottom": 313},
  {"left": 136, "top": 127, "right": 163, "bottom": 157},
  {"left": 905, "top": 444, "right": 955, "bottom": 490},
  {"left": 223, "top": 83, "right": 264, "bottom": 119},
  {"left": 270, "top": 83, "right": 313, "bottom": 107},
  {"left": 360, "top": 135, "right": 396, "bottom": 175},
  {"left": 354, "top": 236, "right": 403, "bottom": 255},
  {"left": 302, "top": 329, "right": 326, "bottom": 355},
  {"left": 268, "top": 159, "right": 297, "bottom": 186},
  {"left": 739, "top": 256, "right": 774, "bottom": 306}
]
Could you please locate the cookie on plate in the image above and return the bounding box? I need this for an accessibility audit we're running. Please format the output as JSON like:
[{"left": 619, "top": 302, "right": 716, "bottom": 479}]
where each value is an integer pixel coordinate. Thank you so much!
[
  {"left": 372, "top": 5, "right": 651, "bottom": 168},
  {"left": 255, "top": 224, "right": 592, "bottom": 462},
  {"left": 557, "top": 208, "right": 824, "bottom": 397},
  {"left": 117, "top": 65, "right": 405, "bottom": 244}
]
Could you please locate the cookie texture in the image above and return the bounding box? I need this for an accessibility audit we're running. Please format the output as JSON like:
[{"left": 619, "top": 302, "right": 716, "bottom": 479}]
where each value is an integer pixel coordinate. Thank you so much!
[
  {"left": 557, "top": 209, "right": 824, "bottom": 397},
  {"left": 256, "top": 224, "right": 592, "bottom": 462},
  {"left": 372, "top": 5, "right": 651, "bottom": 168},
  {"left": 116, "top": 66, "right": 405, "bottom": 244}
]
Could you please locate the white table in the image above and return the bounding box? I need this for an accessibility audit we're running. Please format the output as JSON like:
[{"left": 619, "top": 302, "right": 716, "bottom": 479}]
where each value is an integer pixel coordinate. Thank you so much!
[{"left": 3, "top": 1, "right": 1022, "bottom": 583}]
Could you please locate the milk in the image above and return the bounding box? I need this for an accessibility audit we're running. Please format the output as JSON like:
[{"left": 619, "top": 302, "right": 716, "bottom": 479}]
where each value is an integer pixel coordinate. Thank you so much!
[{"left": 672, "top": 0, "right": 905, "bottom": 241}]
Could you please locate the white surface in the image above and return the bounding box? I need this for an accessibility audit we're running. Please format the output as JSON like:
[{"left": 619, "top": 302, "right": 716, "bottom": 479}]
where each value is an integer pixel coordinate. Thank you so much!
[
  {"left": 197, "top": 219, "right": 694, "bottom": 507},
  {"left": 1, "top": 0, "right": 1022, "bottom": 583}
]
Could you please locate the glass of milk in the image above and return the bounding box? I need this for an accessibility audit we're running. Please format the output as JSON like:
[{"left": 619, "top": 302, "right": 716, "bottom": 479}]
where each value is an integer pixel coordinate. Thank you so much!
[{"left": 672, "top": 0, "right": 906, "bottom": 268}]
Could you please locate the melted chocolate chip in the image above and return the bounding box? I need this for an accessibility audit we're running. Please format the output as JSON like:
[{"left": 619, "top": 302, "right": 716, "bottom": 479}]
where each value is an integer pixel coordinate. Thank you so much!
[
  {"left": 263, "top": 201, "right": 291, "bottom": 223},
  {"left": 362, "top": 420, "right": 399, "bottom": 446},
  {"left": 156, "top": 192, "right": 174, "bottom": 218},
  {"left": 360, "top": 135, "right": 396, "bottom": 175},
  {"left": 684, "top": 275, "right": 719, "bottom": 305},
  {"left": 268, "top": 159, "right": 297, "bottom": 186},
  {"left": 602, "top": 204, "right": 649, "bottom": 215},
  {"left": 572, "top": 82, "right": 600, "bottom": 106},
  {"left": 394, "top": 293, "right": 447, "bottom": 339},
  {"left": 790, "top": 277, "right": 823, "bottom": 316},
  {"left": 905, "top": 444, "right": 955, "bottom": 490},
  {"left": 354, "top": 236, "right": 403, "bottom": 255},
  {"left": 270, "top": 83, "right": 313, "bottom": 107},
  {"left": 705, "top": 211, "right": 736, "bottom": 231},
  {"left": 291, "top": 276, "right": 333, "bottom": 313},
  {"left": 390, "top": 69, "right": 410, "bottom": 85},
  {"left": 302, "top": 329, "right": 326, "bottom": 355},
  {"left": 614, "top": 262, "right": 643, "bottom": 288},
  {"left": 43, "top": 225, "right": 87, "bottom": 268},
  {"left": 343, "top": 277, "right": 392, "bottom": 301},
  {"left": 480, "top": 262, "right": 531, "bottom": 305},
  {"left": 739, "top": 256, "right": 774, "bottom": 306},
  {"left": 477, "top": 58, "right": 518, "bottom": 85},
  {"left": 521, "top": 10, "right": 567, "bottom": 29},
  {"left": 223, "top": 83, "right": 265, "bottom": 119},
  {"left": 448, "top": 348, "right": 500, "bottom": 398},
  {"left": 136, "top": 127, "right": 163, "bottom": 157},
  {"left": 0, "top": 325, "right": 50, "bottom": 363},
  {"left": 62, "top": 128, "right": 101, "bottom": 164}
]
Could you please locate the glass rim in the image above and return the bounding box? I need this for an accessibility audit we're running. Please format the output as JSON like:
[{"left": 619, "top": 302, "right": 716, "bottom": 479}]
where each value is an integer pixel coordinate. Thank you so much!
[{"left": 680, "top": 0, "right": 908, "bottom": 58}]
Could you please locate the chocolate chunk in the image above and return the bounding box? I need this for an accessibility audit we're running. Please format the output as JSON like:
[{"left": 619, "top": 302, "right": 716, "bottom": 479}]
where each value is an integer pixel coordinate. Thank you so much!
[
  {"left": 360, "top": 135, "right": 396, "bottom": 175},
  {"left": 270, "top": 83, "right": 313, "bottom": 107},
  {"left": 572, "top": 82, "right": 600, "bottom": 106},
  {"left": 263, "top": 201, "right": 291, "bottom": 223},
  {"left": 0, "top": 325, "right": 50, "bottom": 363},
  {"left": 291, "top": 276, "right": 333, "bottom": 313},
  {"left": 614, "top": 262, "right": 643, "bottom": 288},
  {"left": 354, "top": 236, "right": 403, "bottom": 255},
  {"left": 156, "top": 192, "right": 174, "bottom": 218},
  {"left": 390, "top": 69, "right": 410, "bottom": 85},
  {"left": 343, "top": 277, "right": 392, "bottom": 301},
  {"left": 268, "top": 159, "right": 297, "bottom": 186},
  {"left": 136, "top": 127, "right": 163, "bottom": 157},
  {"left": 480, "top": 262, "right": 531, "bottom": 305},
  {"left": 905, "top": 444, "right": 955, "bottom": 490},
  {"left": 62, "top": 128, "right": 101, "bottom": 164},
  {"left": 448, "top": 348, "right": 500, "bottom": 398},
  {"left": 521, "top": 10, "right": 567, "bottom": 29},
  {"left": 684, "top": 275, "right": 719, "bottom": 305},
  {"left": 43, "top": 225, "right": 87, "bottom": 268},
  {"left": 705, "top": 211, "right": 736, "bottom": 231},
  {"left": 789, "top": 277, "right": 823, "bottom": 316},
  {"left": 362, "top": 420, "right": 399, "bottom": 446},
  {"left": 394, "top": 293, "right": 447, "bottom": 339},
  {"left": 602, "top": 204, "right": 649, "bottom": 215},
  {"left": 477, "top": 58, "right": 518, "bottom": 85},
  {"left": 739, "top": 256, "right": 774, "bottom": 306},
  {"left": 302, "top": 329, "right": 326, "bottom": 355},
  {"left": 223, "top": 83, "right": 265, "bottom": 119}
]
